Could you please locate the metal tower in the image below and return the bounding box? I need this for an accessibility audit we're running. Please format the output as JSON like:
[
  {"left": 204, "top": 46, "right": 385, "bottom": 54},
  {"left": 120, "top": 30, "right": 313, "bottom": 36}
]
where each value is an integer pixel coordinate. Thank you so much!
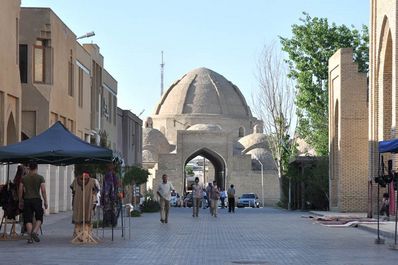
[{"left": 160, "top": 51, "right": 165, "bottom": 96}]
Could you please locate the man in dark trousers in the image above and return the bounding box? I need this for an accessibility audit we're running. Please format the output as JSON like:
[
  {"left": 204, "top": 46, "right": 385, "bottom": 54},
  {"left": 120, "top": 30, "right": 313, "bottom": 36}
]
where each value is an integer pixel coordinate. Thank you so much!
[
  {"left": 227, "top": 184, "right": 235, "bottom": 213},
  {"left": 18, "top": 163, "right": 48, "bottom": 244}
]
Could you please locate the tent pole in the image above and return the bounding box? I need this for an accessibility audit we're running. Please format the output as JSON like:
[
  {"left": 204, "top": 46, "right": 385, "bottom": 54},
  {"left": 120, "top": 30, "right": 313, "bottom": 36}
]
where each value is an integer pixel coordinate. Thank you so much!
[
  {"left": 375, "top": 155, "right": 385, "bottom": 244},
  {"left": 6, "top": 163, "right": 10, "bottom": 186}
]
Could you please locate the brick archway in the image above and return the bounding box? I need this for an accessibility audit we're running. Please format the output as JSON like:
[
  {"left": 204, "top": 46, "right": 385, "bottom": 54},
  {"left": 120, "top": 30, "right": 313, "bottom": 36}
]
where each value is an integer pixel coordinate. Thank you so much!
[{"left": 184, "top": 148, "right": 226, "bottom": 193}]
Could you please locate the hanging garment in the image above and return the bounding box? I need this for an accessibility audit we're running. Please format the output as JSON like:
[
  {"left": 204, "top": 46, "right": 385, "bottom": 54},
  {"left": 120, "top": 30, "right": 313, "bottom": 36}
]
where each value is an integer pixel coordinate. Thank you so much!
[{"left": 71, "top": 176, "right": 96, "bottom": 224}]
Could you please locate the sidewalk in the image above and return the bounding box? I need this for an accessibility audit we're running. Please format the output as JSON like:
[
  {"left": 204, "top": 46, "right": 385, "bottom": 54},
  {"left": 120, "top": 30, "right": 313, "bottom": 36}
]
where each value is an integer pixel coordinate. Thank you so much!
[{"left": 310, "top": 210, "right": 398, "bottom": 240}]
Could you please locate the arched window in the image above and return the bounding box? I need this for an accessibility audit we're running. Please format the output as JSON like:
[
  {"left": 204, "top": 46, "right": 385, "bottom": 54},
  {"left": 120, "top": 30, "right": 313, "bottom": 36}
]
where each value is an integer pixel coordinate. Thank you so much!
[{"left": 238, "top": 127, "right": 245, "bottom": 137}]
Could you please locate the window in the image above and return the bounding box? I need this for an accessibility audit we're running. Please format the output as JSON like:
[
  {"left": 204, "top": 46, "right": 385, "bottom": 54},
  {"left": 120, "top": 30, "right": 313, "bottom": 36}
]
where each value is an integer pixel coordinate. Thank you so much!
[
  {"left": 108, "top": 92, "right": 112, "bottom": 122},
  {"left": 113, "top": 95, "right": 117, "bottom": 126},
  {"left": 19, "top": 44, "right": 28, "bottom": 83},
  {"left": 78, "top": 67, "right": 83, "bottom": 107},
  {"left": 68, "top": 119, "right": 74, "bottom": 132},
  {"left": 68, "top": 50, "right": 74, "bottom": 96},
  {"left": 16, "top": 18, "right": 19, "bottom": 64},
  {"left": 34, "top": 40, "right": 45, "bottom": 83},
  {"left": 238, "top": 127, "right": 245, "bottom": 137}
]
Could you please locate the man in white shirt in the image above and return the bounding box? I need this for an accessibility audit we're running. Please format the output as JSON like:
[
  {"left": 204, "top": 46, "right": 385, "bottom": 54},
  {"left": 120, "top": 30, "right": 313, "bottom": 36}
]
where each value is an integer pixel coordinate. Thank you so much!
[
  {"left": 191, "top": 177, "right": 203, "bottom": 217},
  {"left": 157, "top": 174, "right": 174, "bottom": 223}
]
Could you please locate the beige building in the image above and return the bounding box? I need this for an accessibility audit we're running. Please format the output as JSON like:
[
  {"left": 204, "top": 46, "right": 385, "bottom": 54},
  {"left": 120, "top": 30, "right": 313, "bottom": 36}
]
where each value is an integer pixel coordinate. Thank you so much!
[
  {"left": 329, "top": 0, "right": 398, "bottom": 214},
  {"left": 368, "top": 0, "right": 398, "bottom": 214},
  {"left": 0, "top": 0, "right": 22, "bottom": 147},
  {"left": 11, "top": 7, "right": 118, "bottom": 214},
  {"left": 116, "top": 108, "right": 143, "bottom": 166},
  {"left": 0, "top": 0, "right": 22, "bottom": 220},
  {"left": 328, "top": 48, "right": 368, "bottom": 212},
  {"left": 143, "top": 68, "right": 280, "bottom": 205}
]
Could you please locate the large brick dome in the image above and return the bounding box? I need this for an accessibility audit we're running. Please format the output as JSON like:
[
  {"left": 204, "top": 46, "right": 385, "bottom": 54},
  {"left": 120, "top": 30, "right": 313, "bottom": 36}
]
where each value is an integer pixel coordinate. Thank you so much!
[{"left": 153, "top": 67, "right": 252, "bottom": 118}]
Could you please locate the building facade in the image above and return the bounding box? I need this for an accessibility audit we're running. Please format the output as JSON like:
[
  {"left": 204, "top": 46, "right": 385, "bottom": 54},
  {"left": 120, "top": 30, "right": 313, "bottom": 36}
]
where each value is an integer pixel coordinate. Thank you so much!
[
  {"left": 0, "top": 0, "right": 22, "bottom": 220},
  {"left": 0, "top": 0, "right": 22, "bottom": 147},
  {"left": 116, "top": 107, "right": 143, "bottom": 166},
  {"left": 0, "top": 7, "right": 118, "bottom": 214},
  {"left": 143, "top": 68, "right": 280, "bottom": 205},
  {"left": 328, "top": 48, "right": 368, "bottom": 212}
]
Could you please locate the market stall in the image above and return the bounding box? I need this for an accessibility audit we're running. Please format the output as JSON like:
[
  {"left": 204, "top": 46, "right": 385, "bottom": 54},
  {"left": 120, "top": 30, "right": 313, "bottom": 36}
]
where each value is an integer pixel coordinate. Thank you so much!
[{"left": 0, "top": 121, "right": 113, "bottom": 243}]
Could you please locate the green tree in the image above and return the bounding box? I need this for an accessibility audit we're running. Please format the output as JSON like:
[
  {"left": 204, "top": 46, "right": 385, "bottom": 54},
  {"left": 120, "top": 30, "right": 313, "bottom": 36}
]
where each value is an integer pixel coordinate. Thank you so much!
[
  {"left": 280, "top": 13, "right": 368, "bottom": 155},
  {"left": 123, "top": 166, "right": 150, "bottom": 186},
  {"left": 185, "top": 165, "right": 194, "bottom": 176}
]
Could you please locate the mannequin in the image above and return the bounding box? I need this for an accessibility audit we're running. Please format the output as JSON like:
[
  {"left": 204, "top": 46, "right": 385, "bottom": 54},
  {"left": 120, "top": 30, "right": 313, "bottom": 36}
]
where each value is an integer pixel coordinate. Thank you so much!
[
  {"left": 101, "top": 165, "right": 118, "bottom": 227},
  {"left": 70, "top": 172, "right": 98, "bottom": 243}
]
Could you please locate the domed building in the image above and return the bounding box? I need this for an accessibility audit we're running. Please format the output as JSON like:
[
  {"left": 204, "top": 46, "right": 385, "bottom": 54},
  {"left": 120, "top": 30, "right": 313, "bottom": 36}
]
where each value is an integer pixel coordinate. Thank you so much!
[{"left": 143, "top": 67, "right": 280, "bottom": 205}]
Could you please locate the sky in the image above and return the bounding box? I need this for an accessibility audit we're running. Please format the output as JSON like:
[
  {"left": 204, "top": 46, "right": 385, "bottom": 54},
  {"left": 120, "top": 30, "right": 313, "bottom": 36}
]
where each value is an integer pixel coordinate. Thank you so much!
[{"left": 21, "top": 0, "right": 369, "bottom": 120}]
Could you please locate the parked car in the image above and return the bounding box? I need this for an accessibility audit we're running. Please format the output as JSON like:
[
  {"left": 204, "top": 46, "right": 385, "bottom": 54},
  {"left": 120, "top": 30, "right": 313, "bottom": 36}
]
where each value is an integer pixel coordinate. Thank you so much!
[
  {"left": 237, "top": 193, "right": 260, "bottom": 208},
  {"left": 183, "top": 192, "right": 203, "bottom": 208},
  {"left": 183, "top": 192, "right": 193, "bottom": 207},
  {"left": 170, "top": 192, "right": 181, "bottom": 207}
]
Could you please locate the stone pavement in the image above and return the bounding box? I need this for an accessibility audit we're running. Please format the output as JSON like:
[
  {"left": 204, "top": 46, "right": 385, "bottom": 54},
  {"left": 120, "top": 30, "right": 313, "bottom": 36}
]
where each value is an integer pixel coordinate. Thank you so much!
[{"left": 1, "top": 207, "right": 398, "bottom": 265}]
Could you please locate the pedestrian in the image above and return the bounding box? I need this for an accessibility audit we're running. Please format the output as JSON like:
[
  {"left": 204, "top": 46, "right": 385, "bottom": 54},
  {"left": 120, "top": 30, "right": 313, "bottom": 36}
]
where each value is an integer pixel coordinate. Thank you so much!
[
  {"left": 227, "top": 184, "right": 235, "bottom": 213},
  {"left": 202, "top": 189, "right": 207, "bottom": 209},
  {"left": 206, "top": 182, "right": 212, "bottom": 212},
  {"left": 380, "top": 192, "right": 390, "bottom": 221},
  {"left": 209, "top": 181, "right": 220, "bottom": 217},
  {"left": 18, "top": 163, "right": 48, "bottom": 244},
  {"left": 157, "top": 174, "right": 174, "bottom": 224},
  {"left": 220, "top": 188, "right": 227, "bottom": 208},
  {"left": 191, "top": 177, "right": 202, "bottom": 217}
]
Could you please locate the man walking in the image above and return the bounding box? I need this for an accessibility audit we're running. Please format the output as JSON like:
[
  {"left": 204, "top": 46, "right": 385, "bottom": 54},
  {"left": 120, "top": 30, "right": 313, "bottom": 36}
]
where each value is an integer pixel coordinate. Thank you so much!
[
  {"left": 191, "top": 177, "right": 202, "bottom": 217},
  {"left": 18, "top": 163, "right": 48, "bottom": 244},
  {"left": 209, "top": 180, "right": 220, "bottom": 217},
  {"left": 227, "top": 184, "right": 235, "bottom": 213},
  {"left": 157, "top": 174, "right": 174, "bottom": 223}
]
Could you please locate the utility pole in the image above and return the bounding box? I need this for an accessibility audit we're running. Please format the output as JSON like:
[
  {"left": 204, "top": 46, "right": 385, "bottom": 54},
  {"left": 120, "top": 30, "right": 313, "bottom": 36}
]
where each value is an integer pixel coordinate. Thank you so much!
[{"left": 160, "top": 51, "right": 165, "bottom": 96}]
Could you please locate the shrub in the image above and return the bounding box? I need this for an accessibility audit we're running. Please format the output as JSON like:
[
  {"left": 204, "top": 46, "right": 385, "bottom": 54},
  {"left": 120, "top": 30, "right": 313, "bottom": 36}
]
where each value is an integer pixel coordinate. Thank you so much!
[
  {"left": 130, "top": 210, "right": 141, "bottom": 217},
  {"left": 141, "top": 199, "right": 160, "bottom": 212}
]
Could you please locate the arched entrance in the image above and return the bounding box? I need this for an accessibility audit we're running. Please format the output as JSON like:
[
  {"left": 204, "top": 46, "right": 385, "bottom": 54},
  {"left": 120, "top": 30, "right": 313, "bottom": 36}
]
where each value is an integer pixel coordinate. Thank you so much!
[
  {"left": 184, "top": 148, "right": 226, "bottom": 194},
  {"left": 6, "top": 113, "right": 17, "bottom": 144}
]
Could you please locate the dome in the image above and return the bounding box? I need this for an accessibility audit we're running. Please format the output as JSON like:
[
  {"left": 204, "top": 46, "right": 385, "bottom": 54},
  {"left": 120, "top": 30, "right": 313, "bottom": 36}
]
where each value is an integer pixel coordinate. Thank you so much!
[
  {"left": 247, "top": 148, "right": 276, "bottom": 170},
  {"left": 143, "top": 128, "right": 171, "bottom": 154},
  {"left": 154, "top": 67, "right": 252, "bottom": 118},
  {"left": 187, "top": 123, "right": 223, "bottom": 132},
  {"left": 238, "top": 133, "right": 269, "bottom": 151},
  {"left": 142, "top": 149, "right": 158, "bottom": 163}
]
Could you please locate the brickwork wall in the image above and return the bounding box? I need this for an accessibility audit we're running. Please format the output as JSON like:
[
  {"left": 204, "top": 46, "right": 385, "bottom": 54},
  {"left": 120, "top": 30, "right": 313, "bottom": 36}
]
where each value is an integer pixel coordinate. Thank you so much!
[
  {"left": 329, "top": 48, "right": 368, "bottom": 212},
  {"left": 369, "top": 0, "right": 398, "bottom": 215}
]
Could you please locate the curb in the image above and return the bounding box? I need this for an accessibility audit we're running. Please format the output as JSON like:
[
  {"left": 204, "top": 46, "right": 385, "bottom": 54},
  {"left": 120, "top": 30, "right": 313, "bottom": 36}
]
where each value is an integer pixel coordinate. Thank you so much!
[{"left": 356, "top": 223, "right": 396, "bottom": 239}]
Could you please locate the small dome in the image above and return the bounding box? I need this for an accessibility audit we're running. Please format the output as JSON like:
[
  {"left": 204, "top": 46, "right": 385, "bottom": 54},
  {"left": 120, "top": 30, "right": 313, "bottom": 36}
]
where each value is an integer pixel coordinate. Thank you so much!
[
  {"left": 187, "top": 124, "right": 223, "bottom": 132},
  {"left": 247, "top": 148, "right": 276, "bottom": 170},
  {"left": 142, "top": 149, "right": 158, "bottom": 163},
  {"left": 143, "top": 128, "right": 170, "bottom": 154},
  {"left": 154, "top": 67, "right": 252, "bottom": 118},
  {"left": 238, "top": 133, "right": 268, "bottom": 151}
]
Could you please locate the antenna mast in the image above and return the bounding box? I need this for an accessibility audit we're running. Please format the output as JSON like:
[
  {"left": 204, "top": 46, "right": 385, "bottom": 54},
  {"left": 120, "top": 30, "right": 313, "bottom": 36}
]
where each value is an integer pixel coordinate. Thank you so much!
[{"left": 160, "top": 51, "right": 165, "bottom": 96}]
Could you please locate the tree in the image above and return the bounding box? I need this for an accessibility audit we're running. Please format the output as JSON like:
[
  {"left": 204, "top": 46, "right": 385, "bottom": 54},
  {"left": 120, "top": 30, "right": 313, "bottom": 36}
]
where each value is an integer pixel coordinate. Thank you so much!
[
  {"left": 280, "top": 13, "right": 369, "bottom": 155},
  {"left": 123, "top": 166, "right": 150, "bottom": 186},
  {"left": 252, "top": 43, "right": 296, "bottom": 200}
]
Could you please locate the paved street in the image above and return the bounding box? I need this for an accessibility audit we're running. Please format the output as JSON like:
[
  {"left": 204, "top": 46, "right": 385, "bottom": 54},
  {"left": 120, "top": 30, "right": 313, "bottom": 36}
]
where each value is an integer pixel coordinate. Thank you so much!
[{"left": 0, "top": 207, "right": 397, "bottom": 265}]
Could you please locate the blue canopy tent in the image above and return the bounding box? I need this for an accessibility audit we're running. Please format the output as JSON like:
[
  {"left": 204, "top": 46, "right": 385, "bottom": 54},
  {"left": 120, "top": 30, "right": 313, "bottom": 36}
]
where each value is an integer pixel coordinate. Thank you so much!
[
  {"left": 379, "top": 138, "right": 398, "bottom": 153},
  {"left": 0, "top": 121, "right": 113, "bottom": 165},
  {"left": 0, "top": 122, "right": 114, "bottom": 243}
]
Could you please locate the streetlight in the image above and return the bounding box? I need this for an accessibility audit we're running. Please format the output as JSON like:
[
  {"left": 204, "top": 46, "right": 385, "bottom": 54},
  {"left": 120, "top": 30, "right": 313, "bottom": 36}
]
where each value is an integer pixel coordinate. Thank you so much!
[
  {"left": 76, "top": 31, "right": 95, "bottom": 40},
  {"left": 254, "top": 156, "right": 264, "bottom": 208}
]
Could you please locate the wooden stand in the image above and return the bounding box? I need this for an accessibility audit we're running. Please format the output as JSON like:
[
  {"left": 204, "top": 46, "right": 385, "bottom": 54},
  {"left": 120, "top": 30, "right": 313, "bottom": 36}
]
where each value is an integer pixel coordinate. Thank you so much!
[
  {"left": 0, "top": 217, "right": 19, "bottom": 240},
  {"left": 71, "top": 174, "right": 99, "bottom": 244},
  {"left": 71, "top": 223, "right": 99, "bottom": 244}
]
